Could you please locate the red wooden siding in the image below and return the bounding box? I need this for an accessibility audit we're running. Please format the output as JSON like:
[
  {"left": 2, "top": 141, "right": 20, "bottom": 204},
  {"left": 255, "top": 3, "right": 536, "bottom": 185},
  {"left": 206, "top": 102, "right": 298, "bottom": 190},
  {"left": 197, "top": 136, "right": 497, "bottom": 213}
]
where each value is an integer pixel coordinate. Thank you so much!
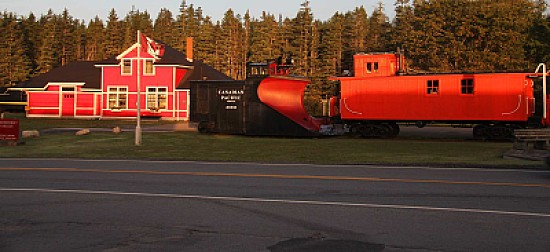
[{"left": 338, "top": 73, "right": 533, "bottom": 122}]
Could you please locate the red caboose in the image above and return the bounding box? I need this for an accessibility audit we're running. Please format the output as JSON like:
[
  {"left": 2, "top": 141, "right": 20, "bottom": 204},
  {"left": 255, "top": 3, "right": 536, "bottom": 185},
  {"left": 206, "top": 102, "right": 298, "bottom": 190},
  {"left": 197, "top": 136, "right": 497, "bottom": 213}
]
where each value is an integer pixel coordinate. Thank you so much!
[{"left": 331, "top": 53, "right": 543, "bottom": 139}]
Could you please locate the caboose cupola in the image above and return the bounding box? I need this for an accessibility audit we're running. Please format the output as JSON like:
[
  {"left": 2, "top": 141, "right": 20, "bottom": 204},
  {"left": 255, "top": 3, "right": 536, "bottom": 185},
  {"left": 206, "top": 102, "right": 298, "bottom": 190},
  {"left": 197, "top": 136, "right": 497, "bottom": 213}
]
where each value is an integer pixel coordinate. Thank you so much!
[{"left": 353, "top": 53, "right": 404, "bottom": 78}]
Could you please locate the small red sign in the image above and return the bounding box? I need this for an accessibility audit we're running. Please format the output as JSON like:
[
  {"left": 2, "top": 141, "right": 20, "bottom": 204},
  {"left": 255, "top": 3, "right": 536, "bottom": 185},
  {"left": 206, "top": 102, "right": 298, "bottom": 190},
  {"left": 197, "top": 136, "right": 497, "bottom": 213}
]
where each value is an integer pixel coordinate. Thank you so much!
[{"left": 0, "top": 119, "right": 19, "bottom": 142}]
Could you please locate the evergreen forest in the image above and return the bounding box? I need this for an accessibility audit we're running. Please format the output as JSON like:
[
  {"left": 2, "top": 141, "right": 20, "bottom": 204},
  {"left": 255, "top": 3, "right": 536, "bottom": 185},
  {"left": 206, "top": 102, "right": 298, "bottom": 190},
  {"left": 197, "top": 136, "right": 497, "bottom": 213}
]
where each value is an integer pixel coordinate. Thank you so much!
[{"left": 1, "top": 0, "right": 550, "bottom": 103}]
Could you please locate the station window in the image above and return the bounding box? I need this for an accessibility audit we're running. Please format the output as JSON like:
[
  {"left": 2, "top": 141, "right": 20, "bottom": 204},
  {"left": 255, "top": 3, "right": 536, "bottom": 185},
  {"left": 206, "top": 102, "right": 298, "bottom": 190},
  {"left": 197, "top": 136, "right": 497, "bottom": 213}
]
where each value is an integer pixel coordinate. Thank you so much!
[
  {"left": 62, "top": 87, "right": 75, "bottom": 92},
  {"left": 62, "top": 87, "right": 75, "bottom": 99},
  {"left": 144, "top": 59, "right": 155, "bottom": 75},
  {"left": 121, "top": 59, "right": 132, "bottom": 75},
  {"left": 461, "top": 79, "right": 474, "bottom": 94},
  {"left": 427, "top": 80, "right": 439, "bottom": 95},
  {"left": 147, "top": 87, "right": 168, "bottom": 111},
  {"left": 108, "top": 87, "right": 128, "bottom": 110}
]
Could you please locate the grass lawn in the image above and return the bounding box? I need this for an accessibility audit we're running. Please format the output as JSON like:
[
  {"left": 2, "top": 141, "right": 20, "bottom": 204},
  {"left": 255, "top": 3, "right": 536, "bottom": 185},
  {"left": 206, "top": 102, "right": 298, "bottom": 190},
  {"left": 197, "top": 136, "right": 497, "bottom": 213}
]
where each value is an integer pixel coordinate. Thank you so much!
[
  {"left": 0, "top": 113, "right": 544, "bottom": 168},
  {"left": 4, "top": 112, "right": 175, "bottom": 131}
]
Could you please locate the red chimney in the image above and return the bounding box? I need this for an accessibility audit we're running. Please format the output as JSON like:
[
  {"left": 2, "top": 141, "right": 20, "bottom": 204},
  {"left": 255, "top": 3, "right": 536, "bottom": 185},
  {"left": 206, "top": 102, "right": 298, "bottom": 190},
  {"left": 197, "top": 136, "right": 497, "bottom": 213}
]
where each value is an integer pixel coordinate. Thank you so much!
[{"left": 186, "top": 37, "right": 193, "bottom": 62}]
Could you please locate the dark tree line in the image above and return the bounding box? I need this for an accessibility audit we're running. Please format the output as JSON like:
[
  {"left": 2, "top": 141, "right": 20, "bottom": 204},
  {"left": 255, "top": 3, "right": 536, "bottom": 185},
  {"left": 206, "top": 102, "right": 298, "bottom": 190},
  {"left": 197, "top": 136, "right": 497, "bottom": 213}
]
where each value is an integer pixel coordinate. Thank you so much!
[{"left": 1, "top": 0, "right": 549, "bottom": 94}]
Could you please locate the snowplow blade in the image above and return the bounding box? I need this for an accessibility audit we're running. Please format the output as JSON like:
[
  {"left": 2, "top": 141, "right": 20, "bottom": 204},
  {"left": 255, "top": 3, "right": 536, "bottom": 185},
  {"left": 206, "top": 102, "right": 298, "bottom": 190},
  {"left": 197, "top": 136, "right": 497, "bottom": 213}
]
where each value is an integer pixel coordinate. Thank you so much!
[{"left": 257, "top": 76, "right": 323, "bottom": 132}]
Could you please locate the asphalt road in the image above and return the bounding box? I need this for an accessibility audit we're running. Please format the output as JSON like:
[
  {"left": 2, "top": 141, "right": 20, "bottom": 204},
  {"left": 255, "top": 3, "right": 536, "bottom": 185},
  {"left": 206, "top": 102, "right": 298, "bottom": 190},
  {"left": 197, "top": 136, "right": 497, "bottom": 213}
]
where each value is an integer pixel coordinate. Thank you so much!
[{"left": 0, "top": 159, "right": 549, "bottom": 251}]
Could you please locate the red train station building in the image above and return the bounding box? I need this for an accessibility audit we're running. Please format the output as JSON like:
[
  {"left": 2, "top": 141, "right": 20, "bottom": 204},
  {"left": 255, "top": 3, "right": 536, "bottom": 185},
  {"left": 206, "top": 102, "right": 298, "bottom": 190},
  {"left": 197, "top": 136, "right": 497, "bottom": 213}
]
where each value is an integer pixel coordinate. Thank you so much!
[{"left": 11, "top": 35, "right": 231, "bottom": 120}]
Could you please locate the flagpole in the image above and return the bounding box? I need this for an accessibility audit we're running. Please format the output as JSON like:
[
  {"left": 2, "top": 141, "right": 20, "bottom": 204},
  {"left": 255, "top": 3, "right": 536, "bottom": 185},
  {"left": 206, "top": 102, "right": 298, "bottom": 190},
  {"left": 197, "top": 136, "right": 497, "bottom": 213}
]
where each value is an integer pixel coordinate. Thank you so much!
[{"left": 135, "top": 30, "right": 142, "bottom": 146}]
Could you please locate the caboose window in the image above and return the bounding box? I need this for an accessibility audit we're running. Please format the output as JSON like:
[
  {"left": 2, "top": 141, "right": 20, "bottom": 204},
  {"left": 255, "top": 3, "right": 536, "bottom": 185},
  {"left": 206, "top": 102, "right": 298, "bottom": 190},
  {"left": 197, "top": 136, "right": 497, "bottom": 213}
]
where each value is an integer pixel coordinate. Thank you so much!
[
  {"left": 366, "top": 63, "right": 372, "bottom": 73},
  {"left": 427, "top": 80, "right": 439, "bottom": 95},
  {"left": 461, "top": 79, "right": 474, "bottom": 94},
  {"left": 374, "top": 62, "right": 379, "bottom": 73}
]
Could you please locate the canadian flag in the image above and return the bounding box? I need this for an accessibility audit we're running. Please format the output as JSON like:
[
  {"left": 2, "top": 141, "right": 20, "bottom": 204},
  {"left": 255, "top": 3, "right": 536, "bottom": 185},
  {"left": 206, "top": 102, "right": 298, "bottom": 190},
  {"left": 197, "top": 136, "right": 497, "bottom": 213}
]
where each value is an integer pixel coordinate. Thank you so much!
[{"left": 140, "top": 32, "right": 165, "bottom": 58}]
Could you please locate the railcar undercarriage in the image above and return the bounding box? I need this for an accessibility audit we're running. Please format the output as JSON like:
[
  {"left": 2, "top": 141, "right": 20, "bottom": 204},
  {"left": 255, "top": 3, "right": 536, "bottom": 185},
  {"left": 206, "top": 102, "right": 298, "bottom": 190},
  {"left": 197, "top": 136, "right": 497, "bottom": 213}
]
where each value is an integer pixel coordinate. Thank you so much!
[
  {"left": 345, "top": 120, "right": 528, "bottom": 140},
  {"left": 472, "top": 123, "right": 523, "bottom": 140}
]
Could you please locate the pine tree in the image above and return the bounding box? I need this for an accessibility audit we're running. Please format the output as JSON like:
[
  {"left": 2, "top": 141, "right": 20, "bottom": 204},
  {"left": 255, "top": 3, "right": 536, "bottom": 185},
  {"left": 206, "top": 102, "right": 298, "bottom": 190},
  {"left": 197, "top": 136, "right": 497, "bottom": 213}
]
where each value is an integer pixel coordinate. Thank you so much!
[
  {"left": 243, "top": 10, "right": 251, "bottom": 72},
  {"left": 0, "top": 0, "right": 547, "bottom": 81},
  {"left": 123, "top": 9, "right": 153, "bottom": 48},
  {"left": 153, "top": 8, "right": 178, "bottom": 48},
  {"left": 348, "top": 6, "right": 369, "bottom": 53},
  {"left": 320, "top": 12, "right": 345, "bottom": 76},
  {"left": 526, "top": 1, "right": 550, "bottom": 68},
  {"left": 21, "top": 12, "right": 40, "bottom": 77},
  {"left": 391, "top": 0, "right": 413, "bottom": 52},
  {"left": 249, "top": 12, "right": 280, "bottom": 62},
  {"left": 0, "top": 12, "right": 32, "bottom": 86},
  {"left": 59, "top": 9, "right": 76, "bottom": 65},
  {"left": 309, "top": 20, "right": 321, "bottom": 78},
  {"left": 176, "top": 2, "right": 201, "bottom": 54},
  {"left": 74, "top": 19, "right": 87, "bottom": 61},
  {"left": 198, "top": 16, "right": 218, "bottom": 65},
  {"left": 193, "top": 7, "right": 207, "bottom": 60},
  {"left": 367, "top": 2, "right": 391, "bottom": 52},
  {"left": 290, "top": 1, "right": 314, "bottom": 76},
  {"left": 104, "top": 9, "right": 124, "bottom": 57},
  {"left": 340, "top": 7, "right": 370, "bottom": 71},
  {"left": 176, "top": 0, "right": 189, "bottom": 52},
  {"left": 37, "top": 10, "right": 60, "bottom": 73},
  {"left": 86, "top": 16, "right": 105, "bottom": 60},
  {"left": 220, "top": 9, "right": 244, "bottom": 79},
  {"left": 211, "top": 21, "right": 225, "bottom": 71},
  {"left": 405, "top": 0, "right": 447, "bottom": 71}
]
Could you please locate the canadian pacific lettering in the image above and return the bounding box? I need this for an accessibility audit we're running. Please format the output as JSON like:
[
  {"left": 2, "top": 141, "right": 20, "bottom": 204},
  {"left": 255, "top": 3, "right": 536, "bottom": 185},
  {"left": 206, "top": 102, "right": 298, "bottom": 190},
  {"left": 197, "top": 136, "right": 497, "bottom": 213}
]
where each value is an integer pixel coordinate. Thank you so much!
[{"left": 218, "top": 89, "right": 244, "bottom": 110}]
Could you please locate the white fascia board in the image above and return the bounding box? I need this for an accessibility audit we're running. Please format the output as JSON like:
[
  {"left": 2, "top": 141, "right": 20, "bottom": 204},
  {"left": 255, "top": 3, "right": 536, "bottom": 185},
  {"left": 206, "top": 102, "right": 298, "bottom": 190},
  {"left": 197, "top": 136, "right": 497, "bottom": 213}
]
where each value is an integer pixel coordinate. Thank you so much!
[
  {"left": 7, "top": 87, "right": 44, "bottom": 91},
  {"left": 172, "top": 65, "right": 194, "bottom": 69},
  {"left": 80, "top": 88, "right": 102, "bottom": 92},
  {"left": 44, "top": 82, "right": 86, "bottom": 89},
  {"left": 116, "top": 43, "right": 139, "bottom": 60}
]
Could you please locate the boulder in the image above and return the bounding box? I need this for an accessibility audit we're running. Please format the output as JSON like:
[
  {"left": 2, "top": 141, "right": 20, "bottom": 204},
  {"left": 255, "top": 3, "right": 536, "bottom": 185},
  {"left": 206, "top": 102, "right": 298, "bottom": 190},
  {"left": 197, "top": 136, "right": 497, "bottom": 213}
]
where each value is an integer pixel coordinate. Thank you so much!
[
  {"left": 75, "top": 129, "right": 90, "bottom": 136},
  {"left": 113, "top": 126, "right": 122, "bottom": 134},
  {"left": 22, "top": 130, "right": 40, "bottom": 138}
]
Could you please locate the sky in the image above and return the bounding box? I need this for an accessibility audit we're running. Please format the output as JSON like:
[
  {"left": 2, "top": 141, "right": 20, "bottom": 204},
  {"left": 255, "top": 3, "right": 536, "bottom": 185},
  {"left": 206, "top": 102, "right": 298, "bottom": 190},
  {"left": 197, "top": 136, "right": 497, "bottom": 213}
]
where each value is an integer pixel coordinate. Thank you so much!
[{"left": 1, "top": 0, "right": 398, "bottom": 23}]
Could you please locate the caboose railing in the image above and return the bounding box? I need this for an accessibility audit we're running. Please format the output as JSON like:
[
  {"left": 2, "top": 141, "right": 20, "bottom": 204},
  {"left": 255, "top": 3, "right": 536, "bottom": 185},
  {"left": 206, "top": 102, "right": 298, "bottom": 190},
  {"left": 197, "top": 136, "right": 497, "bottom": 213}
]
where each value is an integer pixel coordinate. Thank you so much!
[{"left": 534, "top": 63, "right": 547, "bottom": 119}]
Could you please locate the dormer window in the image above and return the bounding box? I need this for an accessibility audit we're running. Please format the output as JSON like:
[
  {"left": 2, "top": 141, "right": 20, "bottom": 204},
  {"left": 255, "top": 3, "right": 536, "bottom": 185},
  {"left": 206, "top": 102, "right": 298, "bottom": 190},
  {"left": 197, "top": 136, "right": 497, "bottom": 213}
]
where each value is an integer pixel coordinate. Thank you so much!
[
  {"left": 122, "top": 59, "right": 132, "bottom": 75},
  {"left": 366, "top": 62, "right": 372, "bottom": 73},
  {"left": 366, "top": 62, "right": 379, "bottom": 74},
  {"left": 144, "top": 59, "right": 155, "bottom": 75}
]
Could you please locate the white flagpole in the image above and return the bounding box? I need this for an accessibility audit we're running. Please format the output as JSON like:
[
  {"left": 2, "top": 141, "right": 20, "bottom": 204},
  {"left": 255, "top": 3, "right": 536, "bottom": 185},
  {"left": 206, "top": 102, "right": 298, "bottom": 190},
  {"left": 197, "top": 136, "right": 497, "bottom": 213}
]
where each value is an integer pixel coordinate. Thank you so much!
[{"left": 135, "top": 30, "right": 142, "bottom": 146}]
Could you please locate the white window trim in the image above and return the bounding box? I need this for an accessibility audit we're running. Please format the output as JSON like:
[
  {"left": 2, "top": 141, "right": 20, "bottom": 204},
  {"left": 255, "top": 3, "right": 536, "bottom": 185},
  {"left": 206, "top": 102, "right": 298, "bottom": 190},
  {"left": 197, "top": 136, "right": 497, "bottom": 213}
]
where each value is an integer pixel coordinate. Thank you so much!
[
  {"left": 143, "top": 59, "right": 155, "bottom": 75},
  {"left": 107, "top": 86, "right": 129, "bottom": 110},
  {"left": 121, "top": 59, "right": 132, "bottom": 75},
  {"left": 146, "top": 86, "right": 168, "bottom": 112}
]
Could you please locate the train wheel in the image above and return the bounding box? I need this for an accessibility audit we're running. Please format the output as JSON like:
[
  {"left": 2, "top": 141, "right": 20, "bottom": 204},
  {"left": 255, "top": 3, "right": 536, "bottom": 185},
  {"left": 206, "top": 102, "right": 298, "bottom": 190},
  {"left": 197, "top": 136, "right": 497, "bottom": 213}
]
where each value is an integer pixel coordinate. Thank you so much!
[
  {"left": 355, "top": 123, "right": 395, "bottom": 138},
  {"left": 473, "top": 124, "right": 515, "bottom": 140},
  {"left": 197, "top": 121, "right": 212, "bottom": 134},
  {"left": 388, "top": 123, "right": 400, "bottom": 137},
  {"left": 473, "top": 124, "right": 488, "bottom": 140},
  {"left": 491, "top": 125, "right": 515, "bottom": 140},
  {"left": 356, "top": 124, "right": 374, "bottom": 138}
]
